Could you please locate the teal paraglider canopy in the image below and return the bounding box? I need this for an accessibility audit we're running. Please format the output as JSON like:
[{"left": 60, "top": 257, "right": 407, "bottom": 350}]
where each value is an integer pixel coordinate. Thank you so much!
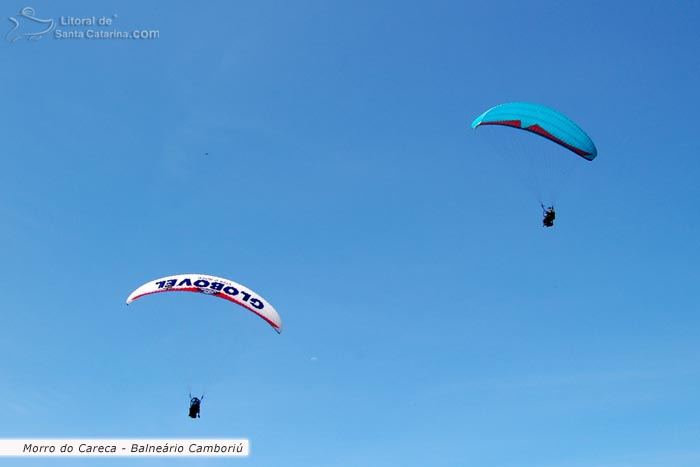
[{"left": 472, "top": 102, "right": 597, "bottom": 160}]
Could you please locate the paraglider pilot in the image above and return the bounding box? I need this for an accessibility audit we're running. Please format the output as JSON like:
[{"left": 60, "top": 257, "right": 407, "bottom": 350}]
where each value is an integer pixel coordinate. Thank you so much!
[
  {"left": 542, "top": 205, "right": 555, "bottom": 227},
  {"left": 189, "top": 394, "right": 204, "bottom": 418}
]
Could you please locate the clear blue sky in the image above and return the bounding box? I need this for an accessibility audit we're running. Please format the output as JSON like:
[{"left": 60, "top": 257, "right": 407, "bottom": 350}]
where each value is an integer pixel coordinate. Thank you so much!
[{"left": 2, "top": 1, "right": 700, "bottom": 466}]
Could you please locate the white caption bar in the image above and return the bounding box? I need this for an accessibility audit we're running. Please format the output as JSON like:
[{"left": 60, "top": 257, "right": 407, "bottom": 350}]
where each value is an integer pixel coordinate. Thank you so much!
[{"left": 0, "top": 439, "right": 249, "bottom": 457}]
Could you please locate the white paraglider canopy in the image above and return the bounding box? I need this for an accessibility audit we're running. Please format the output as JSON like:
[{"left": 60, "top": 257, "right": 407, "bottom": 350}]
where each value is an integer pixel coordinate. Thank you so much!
[{"left": 126, "top": 273, "right": 282, "bottom": 333}]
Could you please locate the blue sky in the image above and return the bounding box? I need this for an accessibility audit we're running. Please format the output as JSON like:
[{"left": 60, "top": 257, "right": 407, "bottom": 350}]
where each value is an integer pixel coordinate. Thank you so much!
[{"left": 2, "top": 0, "right": 700, "bottom": 465}]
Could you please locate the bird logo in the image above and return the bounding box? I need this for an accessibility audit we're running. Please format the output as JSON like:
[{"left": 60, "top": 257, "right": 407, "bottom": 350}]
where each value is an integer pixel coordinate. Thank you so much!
[{"left": 6, "top": 7, "right": 55, "bottom": 43}]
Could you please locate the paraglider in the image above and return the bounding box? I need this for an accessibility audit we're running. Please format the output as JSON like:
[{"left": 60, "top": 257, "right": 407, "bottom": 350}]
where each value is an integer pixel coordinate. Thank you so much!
[
  {"left": 472, "top": 102, "right": 597, "bottom": 226},
  {"left": 126, "top": 273, "right": 283, "bottom": 333},
  {"left": 126, "top": 274, "right": 281, "bottom": 418},
  {"left": 189, "top": 394, "right": 204, "bottom": 419},
  {"left": 542, "top": 205, "right": 556, "bottom": 227}
]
